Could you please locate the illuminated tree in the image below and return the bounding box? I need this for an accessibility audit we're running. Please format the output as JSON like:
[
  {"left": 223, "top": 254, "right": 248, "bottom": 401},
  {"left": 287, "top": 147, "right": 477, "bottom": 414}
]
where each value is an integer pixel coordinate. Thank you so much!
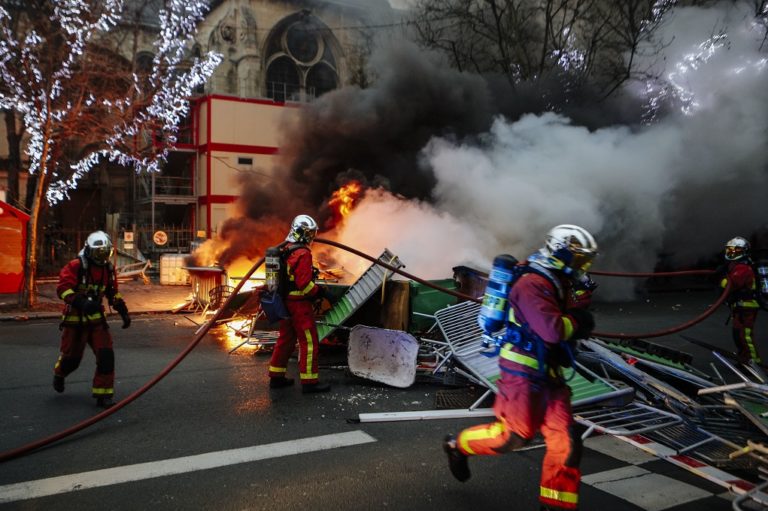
[{"left": 0, "top": 0, "right": 221, "bottom": 307}]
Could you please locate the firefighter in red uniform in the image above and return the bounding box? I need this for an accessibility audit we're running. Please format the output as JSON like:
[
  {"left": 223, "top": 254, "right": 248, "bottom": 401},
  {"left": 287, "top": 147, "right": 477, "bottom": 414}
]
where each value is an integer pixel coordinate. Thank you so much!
[
  {"left": 52, "top": 231, "right": 131, "bottom": 408},
  {"left": 443, "top": 225, "right": 599, "bottom": 511},
  {"left": 721, "top": 236, "right": 761, "bottom": 364},
  {"left": 268, "top": 215, "right": 331, "bottom": 393}
]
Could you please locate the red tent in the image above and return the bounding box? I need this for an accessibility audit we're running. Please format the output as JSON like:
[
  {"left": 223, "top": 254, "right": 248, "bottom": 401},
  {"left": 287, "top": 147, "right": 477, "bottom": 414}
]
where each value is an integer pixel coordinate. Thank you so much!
[{"left": 0, "top": 200, "right": 30, "bottom": 294}]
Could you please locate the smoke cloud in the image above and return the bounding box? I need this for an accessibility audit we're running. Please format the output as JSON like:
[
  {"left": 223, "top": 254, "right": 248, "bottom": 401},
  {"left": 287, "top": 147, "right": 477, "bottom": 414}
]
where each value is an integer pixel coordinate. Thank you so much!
[
  {"left": 205, "top": 3, "right": 768, "bottom": 300},
  {"left": 333, "top": 3, "right": 768, "bottom": 298}
]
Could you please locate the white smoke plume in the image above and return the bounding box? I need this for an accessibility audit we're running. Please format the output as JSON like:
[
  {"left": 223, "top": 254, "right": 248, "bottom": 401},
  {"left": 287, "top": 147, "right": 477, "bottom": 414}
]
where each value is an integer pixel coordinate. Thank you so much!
[{"left": 332, "top": 3, "right": 768, "bottom": 298}]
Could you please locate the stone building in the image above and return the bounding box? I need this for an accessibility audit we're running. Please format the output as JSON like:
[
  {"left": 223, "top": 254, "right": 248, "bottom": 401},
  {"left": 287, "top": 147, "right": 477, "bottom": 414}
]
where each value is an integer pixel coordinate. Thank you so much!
[{"left": 0, "top": 0, "right": 397, "bottom": 269}]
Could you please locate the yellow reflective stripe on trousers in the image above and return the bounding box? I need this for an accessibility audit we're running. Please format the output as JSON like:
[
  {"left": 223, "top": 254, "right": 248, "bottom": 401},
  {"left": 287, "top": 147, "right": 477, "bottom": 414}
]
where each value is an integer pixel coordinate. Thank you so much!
[
  {"left": 745, "top": 327, "right": 762, "bottom": 362},
  {"left": 540, "top": 486, "right": 578, "bottom": 505},
  {"left": 458, "top": 422, "right": 506, "bottom": 455},
  {"left": 499, "top": 344, "right": 539, "bottom": 370},
  {"left": 92, "top": 387, "right": 113, "bottom": 395},
  {"left": 61, "top": 312, "right": 104, "bottom": 323},
  {"left": 269, "top": 365, "right": 287, "bottom": 374},
  {"left": 300, "top": 328, "right": 318, "bottom": 379}
]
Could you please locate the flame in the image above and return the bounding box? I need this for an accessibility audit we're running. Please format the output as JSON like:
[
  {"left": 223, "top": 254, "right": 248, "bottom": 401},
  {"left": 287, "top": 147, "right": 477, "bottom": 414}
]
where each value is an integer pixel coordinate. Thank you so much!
[{"left": 327, "top": 180, "right": 364, "bottom": 229}]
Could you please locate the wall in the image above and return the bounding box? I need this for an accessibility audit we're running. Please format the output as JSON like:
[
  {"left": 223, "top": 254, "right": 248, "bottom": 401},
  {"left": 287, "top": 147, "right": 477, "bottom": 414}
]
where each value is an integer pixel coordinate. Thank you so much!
[{"left": 196, "top": 95, "right": 299, "bottom": 235}]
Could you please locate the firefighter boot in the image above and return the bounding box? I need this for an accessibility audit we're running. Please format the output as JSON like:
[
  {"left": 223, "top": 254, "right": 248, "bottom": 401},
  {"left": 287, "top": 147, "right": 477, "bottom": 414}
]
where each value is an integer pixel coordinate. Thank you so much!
[
  {"left": 443, "top": 434, "right": 470, "bottom": 482},
  {"left": 96, "top": 396, "right": 115, "bottom": 408},
  {"left": 53, "top": 375, "right": 65, "bottom": 393},
  {"left": 301, "top": 381, "right": 331, "bottom": 394},
  {"left": 269, "top": 376, "right": 295, "bottom": 389}
]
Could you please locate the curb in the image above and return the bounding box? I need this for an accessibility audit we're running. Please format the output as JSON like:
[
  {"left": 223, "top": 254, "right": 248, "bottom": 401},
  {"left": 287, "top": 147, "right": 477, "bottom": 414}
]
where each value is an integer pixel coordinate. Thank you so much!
[{"left": 0, "top": 309, "right": 179, "bottom": 322}]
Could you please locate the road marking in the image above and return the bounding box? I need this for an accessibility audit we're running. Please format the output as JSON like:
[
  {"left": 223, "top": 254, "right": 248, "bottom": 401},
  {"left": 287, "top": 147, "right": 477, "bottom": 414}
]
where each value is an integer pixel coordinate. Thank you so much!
[
  {"left": 582, "top": 465, "right": 712, "bottom": 511},
  {"left": 0, "top": 430, "right": 376, "bottom": 504}
]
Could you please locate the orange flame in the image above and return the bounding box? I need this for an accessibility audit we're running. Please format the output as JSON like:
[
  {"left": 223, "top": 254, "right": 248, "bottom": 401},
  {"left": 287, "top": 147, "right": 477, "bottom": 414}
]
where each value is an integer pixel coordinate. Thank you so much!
[{"left": 327, "top": 181, "right": 364, "bottom": 228}]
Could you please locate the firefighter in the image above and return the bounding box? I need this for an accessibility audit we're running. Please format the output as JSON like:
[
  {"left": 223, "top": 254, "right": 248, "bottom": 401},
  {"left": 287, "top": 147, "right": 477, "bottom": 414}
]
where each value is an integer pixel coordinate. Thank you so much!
[
  {"left": 443, "top": 224, "right": 599, "bottom": 511},
  {"left": 53, "top": 230, "right": 131, "bottom": 408},
  {"left": 268, "top": 214, "right": 331, "bottom": 393},
  {"left": 721, "top": 236, "right": 761, "bottom": 364}
]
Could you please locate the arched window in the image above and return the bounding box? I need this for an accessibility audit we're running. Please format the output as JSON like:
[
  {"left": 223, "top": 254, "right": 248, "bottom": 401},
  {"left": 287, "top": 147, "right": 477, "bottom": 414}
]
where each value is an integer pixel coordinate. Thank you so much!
[
  {"left": 266, "top": 56, "right": 301, "bottom": 102},
  {"left": 306, "top": 62, "right": 338, "bottom": 100},
  {"left": 263, "top": 13, "right": 341, "bottom": 103}
]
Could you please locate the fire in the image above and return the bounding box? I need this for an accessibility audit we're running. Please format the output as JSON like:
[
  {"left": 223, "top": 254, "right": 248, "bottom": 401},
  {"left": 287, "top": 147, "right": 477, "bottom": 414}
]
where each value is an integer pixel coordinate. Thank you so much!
[{"left": 327, "top": 180, "right": 364, "bottom": 228}]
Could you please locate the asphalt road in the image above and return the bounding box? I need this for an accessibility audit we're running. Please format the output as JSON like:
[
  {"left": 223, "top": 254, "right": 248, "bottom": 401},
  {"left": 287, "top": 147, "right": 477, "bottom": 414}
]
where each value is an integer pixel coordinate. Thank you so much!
[{"left": 0, "top": 289, "right": 758, "bottom": 511}]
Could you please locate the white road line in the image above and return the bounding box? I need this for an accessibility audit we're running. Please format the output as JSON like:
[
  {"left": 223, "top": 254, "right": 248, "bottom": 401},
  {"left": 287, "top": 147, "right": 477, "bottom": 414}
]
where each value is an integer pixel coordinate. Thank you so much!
[
  {"left": 0, "top": 430, "right": 376, "bottom": 504},
  {"left": 582, "top": 466, "right": 713, "bottom": 511}
]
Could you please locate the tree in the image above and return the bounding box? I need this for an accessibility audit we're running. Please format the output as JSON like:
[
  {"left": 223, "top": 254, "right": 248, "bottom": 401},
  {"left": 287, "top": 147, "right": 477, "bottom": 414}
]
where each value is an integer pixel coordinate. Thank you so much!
[
  {"left": 0, "top": 0, "right": 221, "bottom": 307},
  {"left": 408, "top": 0, "right": 677, "bottom": 99}
]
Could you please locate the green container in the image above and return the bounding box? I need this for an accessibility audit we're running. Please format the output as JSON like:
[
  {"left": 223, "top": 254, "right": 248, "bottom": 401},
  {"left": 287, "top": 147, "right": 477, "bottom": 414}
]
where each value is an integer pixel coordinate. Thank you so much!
[{"left": 409, "top": 278, "right": 458, "bottom": 333}]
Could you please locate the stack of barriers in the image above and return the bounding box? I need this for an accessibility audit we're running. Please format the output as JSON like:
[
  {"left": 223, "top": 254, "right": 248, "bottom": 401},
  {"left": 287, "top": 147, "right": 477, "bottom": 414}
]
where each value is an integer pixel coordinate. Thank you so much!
[
  {"left": 418, "top": 300, "right": 768, "bottom": 506},
  {"left": 429, "top": 300, "right": 681, "bottom": 436}
]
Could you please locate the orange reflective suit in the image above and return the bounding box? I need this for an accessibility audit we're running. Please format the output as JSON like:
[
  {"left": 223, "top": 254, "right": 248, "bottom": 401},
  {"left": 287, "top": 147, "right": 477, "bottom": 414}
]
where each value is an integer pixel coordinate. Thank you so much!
[
  {"left": 722, "top": 261, "right": 760, "bottom": 363},
  {"left": 268, "top": 243, "right": 323, "bottom": 384},
  {"left": 54, "top": 257, "right": 123, "bottom": 399},
  {"left": 456, "top": 270, "right": 587, "bottom": 510}
]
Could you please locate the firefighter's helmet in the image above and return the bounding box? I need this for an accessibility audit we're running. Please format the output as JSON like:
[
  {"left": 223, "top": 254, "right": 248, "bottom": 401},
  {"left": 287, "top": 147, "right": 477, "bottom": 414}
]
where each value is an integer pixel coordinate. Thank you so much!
[
  {"left": 541, "top": 224, "right": 598, "bottom": 273},
  {"left": 286, "top": 215, "right": 318, "bottom": 244},
  {"left": 725, "top": 236, "right": 750, "bottom": 261},
  {"left": 83, "top": 231, "right": 114, "bottom": 266}
]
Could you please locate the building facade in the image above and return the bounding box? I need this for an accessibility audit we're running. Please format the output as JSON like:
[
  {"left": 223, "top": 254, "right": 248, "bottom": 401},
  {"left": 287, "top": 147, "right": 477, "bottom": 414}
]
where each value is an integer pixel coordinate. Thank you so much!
[{"left": 0, "top": 0, "right": 395, "bottom": 268}]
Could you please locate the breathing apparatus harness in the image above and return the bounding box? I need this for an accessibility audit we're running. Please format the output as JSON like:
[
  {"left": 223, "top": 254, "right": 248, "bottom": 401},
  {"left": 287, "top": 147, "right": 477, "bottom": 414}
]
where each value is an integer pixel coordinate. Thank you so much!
[
  {"left": 480, "top": 254, "right": 577, "bottom": 381},
  {"left": 59, "top": 255, "right": 114, "bottom": 329},
  {"left": 260, "top": 242, "right": 313, "bottom": 322},
  {"left": 723, "top": 258, "right": 768, "bottom": 312}
]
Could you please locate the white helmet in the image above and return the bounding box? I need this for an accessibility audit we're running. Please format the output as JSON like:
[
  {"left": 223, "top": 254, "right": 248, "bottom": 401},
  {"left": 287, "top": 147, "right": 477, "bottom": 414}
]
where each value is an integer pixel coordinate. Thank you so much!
[
  {"left": 725, "top": 236, "right": 750, "bottom": 261},
  {"left": 541, "top": 224, "right": 598, "bottom": 273},
  {"left": 286, "top": 214, "right": 318, "bottom": 244},
  {"left": 83, "top": 230, "right": 114, "bottom": 265}
]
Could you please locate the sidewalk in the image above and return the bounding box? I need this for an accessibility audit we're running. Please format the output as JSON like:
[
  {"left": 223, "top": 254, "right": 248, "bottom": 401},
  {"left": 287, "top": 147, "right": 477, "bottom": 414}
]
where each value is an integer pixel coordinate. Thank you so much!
[{"left": 0, "top": 280, "right": 193, "bottom": 321}]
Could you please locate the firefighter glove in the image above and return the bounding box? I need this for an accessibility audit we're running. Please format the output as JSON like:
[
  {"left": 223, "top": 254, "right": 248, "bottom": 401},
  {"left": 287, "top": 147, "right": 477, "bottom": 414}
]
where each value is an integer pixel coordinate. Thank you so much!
[
  {"left": 113, "top": 299, "right": 131, "bottom": 329},
  {"left": 567, "top": 308, "right": 594, "bottom": 340},
  {"left": 73, "top": 293, "right": 101, "bottom": 316},
  {"left": 576, "top": 273, "right": 598, "bottom": 292}
]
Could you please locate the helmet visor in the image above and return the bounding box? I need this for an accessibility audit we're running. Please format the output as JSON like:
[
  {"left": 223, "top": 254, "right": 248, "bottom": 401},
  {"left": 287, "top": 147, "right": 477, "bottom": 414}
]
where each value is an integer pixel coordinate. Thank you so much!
[
  {"left": 91, "top": 246, "right": 113, "bottom": 265},
  {"left": 570, "top": 250, "right": 596, "bottom": 272},
  {"left": 725, "top": 246, "right": 744, "bottom": 260}
]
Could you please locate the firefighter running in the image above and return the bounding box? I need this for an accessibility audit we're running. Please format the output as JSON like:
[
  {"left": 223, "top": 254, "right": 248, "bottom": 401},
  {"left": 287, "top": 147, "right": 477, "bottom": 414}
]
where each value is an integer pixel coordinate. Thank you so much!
[
  {"left": 721, "top": 236, "right": 762, "bottom": 364},
  {"left": 267, "top": 214, "right": 332, "bottom": 393},
  {"left": 443, "top": 224, "right": 599, "bottom": 511},
  {"left": 52, "top": 231, "right": 131, "bottom": 408}
]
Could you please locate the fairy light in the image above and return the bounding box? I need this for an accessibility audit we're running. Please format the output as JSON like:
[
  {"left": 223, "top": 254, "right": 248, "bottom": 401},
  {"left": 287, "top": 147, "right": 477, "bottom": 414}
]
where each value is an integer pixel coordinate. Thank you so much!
[{"left": 0, "top": 0, "right": 222, "bottom": 204}]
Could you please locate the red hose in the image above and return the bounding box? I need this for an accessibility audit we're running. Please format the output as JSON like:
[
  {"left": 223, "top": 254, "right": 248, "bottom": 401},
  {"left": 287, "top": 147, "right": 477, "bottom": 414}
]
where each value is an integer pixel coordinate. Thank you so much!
[
  {"left": 316, "top": 238, "right": 479, "bottom": 303},
  {"left": 591, "top": 269, "right": 715, "bottom": 278},
  {"left": 0, "top": 256, "right": 266, "bottom": 463},
  {"left": 318, "top": 239, "right": 729, "bottom": 341},
  {"left": 0, "top": 241, "right": 726, "bottom": 462},
  {"left": 592, "top": 282, "right": 731, "bottom": 339}
]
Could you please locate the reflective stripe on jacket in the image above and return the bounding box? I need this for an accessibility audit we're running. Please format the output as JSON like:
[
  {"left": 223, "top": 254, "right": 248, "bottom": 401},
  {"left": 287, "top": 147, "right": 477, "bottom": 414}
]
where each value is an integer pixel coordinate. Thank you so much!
[
  {"left": 283, "top": 245, "right": 321, "bottom": 301},
  {"left": 57, "top": 258, "right": 121, "bottom": 326},
  {"left": 722, "top": 261, "right": 759, "bottom": 308}
]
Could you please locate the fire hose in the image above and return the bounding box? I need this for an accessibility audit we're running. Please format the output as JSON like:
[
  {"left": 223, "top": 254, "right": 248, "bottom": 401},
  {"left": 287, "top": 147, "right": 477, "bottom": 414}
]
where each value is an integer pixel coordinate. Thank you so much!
[
  {"left": 0, "top": 255, "right": 266, "bottom": 463},
  {"left": 315, "top": 238, "right": 732, "bottom": 340},
  {"left": 0, "top": 240, "right": 730, "bottom": 462}
]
